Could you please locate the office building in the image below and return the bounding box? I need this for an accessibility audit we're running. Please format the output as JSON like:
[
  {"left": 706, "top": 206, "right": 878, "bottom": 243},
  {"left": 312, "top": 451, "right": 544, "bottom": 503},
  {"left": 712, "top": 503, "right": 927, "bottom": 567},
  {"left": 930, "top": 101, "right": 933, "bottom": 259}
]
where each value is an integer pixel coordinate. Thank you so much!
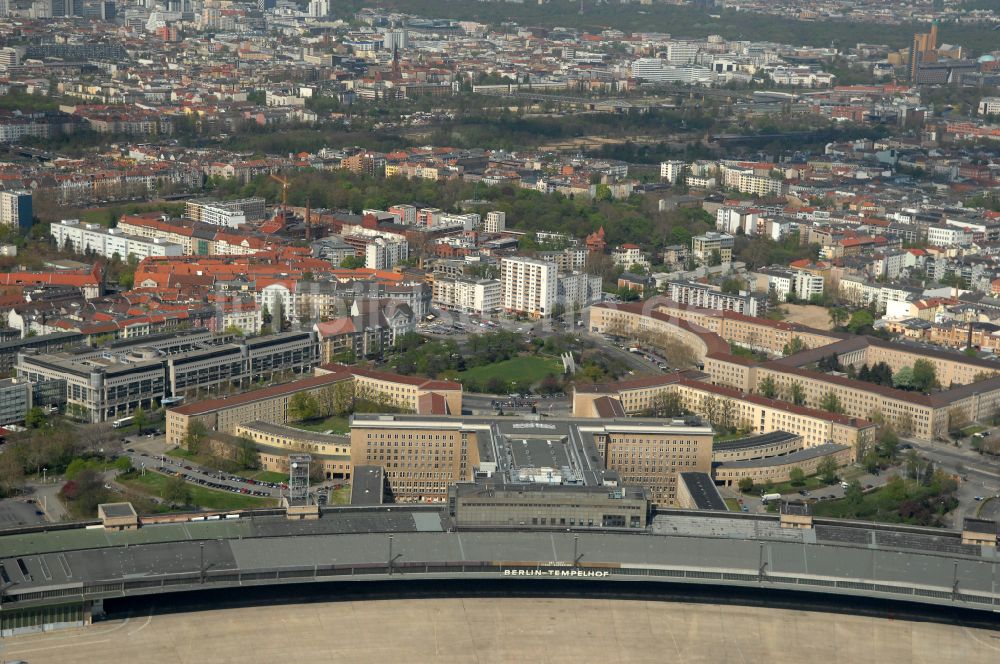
[{"left": 351, "top": 414, "right": 712, "bottom": 505}]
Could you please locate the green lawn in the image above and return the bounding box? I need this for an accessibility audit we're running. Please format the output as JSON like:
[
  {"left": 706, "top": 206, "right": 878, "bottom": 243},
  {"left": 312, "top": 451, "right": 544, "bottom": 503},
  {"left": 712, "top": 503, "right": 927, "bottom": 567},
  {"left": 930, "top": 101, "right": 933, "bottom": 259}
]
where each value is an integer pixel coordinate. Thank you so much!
[
  {"left": 724, "top": 498, "right": 740, "bottom": 512},
  {"left": 121, "top": 471, "right": 278, "bottom": 510},
  {"left": 962, "top": 424, "right": 986, "bottom": 437},
  {"left": 331, "top": 484, "right": 351, "bottom": 505},
  {"left": 288, "top": 415, "right": 350, "bottom": 434},
  {"left": 252, "top": 471, "right": 289, "bottom": 483},
  {"left": 457, "top": 355, "right": 562, "bottom": 387}
]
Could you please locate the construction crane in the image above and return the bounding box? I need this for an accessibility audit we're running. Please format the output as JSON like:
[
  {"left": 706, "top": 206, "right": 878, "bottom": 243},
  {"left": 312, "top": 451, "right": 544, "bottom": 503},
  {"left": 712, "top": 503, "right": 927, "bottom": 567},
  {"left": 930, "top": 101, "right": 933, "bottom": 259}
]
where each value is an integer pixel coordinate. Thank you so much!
[{"left": 269, "top": 173, "right": 291, "bottom": 213}]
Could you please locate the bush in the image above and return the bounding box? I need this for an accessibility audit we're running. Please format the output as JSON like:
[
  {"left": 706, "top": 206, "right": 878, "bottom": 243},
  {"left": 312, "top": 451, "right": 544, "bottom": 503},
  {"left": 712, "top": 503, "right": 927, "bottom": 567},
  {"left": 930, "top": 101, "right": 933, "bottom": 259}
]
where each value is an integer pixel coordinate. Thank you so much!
[{"left": 738, "top": 477, "right": 754, "bottom": 493}]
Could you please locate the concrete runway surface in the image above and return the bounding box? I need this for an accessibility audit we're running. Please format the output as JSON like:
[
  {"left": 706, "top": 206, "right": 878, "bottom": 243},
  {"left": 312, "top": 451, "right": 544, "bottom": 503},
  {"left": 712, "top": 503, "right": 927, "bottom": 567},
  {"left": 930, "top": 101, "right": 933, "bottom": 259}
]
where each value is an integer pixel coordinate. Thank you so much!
[{"left": 3, "top": 597, "right": 999, "bottom": 663}]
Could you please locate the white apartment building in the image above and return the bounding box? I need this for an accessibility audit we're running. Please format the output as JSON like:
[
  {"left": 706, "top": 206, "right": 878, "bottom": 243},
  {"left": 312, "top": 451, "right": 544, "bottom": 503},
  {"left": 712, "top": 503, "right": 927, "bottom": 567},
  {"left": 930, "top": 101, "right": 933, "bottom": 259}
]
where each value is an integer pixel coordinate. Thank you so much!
[
  {"left": 667, "top": 281, "right": 765, "bottom": 317},
  {"left": 716, "top": 207, "right": 761, "bottom": 236},
  {"left": 432, "top": 277, "right": 501, "bottom": 315},
  {"left": 484, "top": 210, "right": 506, "bottom": 233},
  {"left": 666, "top": 41, "right": 700, "bottom": 64},
  {"left": 660, "top": 161, "right": 686, "bottom": 184},
  {"left": 50, "top": 219, "right": 183, "bottom": 260},
  {"left": 0, "top": 189, "right": 31, "bottom": 229},
  {"left": 197, "top": 205, "right": 246, "bottom": 228},
  {"left": 501, "top": 256, "right": 557, "bottom": 318},
  {"left": 612, "top": 244, "right": 649, "bottom": 269},
  {"left": 927, "top": 225, "right": 974, "bottom": 246},
  {"left": 794, "top": 270, "right": 825, "bottom": 301},
  {"left": 978, "top": 96, "right": 1000, "bottom": 116},
  {"left": 838, "top": 278, "right": 915, "bottom": 313},
  {"left": 557, "top": 272, "right": 603, "bottom": 312},
  {"left": 685, "top": 175, "right": 716, "bottom": 190},
  {"left": 440, "top": 212, "right": 481, "bottom": 231},
  {"left": 365, "top": 236, "right": 408, "bottom": 270}
]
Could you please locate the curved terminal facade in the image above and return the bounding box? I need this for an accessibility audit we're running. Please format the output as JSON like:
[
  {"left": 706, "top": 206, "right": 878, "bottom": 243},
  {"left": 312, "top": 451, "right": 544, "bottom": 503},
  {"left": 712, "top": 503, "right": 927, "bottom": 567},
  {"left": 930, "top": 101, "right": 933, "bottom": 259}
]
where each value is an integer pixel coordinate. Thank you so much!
[{"left": 1, "top": 507, "right": 998, "bottom": 635}]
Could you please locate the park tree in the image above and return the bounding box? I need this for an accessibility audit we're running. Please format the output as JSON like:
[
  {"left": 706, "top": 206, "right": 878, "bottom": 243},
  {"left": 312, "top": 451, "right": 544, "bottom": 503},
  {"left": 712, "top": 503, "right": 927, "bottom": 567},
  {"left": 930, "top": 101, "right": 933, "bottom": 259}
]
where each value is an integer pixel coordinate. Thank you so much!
[
  {"left": 133, "top": 406, "right": 147, "bottom": 435},
  {"left": 289, "top": 392, "right": 320, "bottom": 421},
  {"left": 738, "top": 477, "right": 754, "bottom": 493},
  {"left": 0, "top": 451, "right": 25, "bottom": 497},
  {"left": 787, "top": 382, "right": 806, "bottom": 406},
  {"left": 911, "top": 359, "right": 939, "bottom": 392},
  {"left": 184, "top": 420, "right": 208, "bottom": 455},
  {"left": 877, "top": 424, "right": 899, "bottom": 460},
  {"left": 645, "top": 390, "right": 686, "bottom": 418},
  {"left": 847, "top": 309, "right": 874, "bottom": 334},
  {"left": 947, "top": 408, "right": 970, "bottom": 438},
  {"left": 828, "top": 307, "right": 849, "bottom": 328},
  {"left": 819, "top": 391, "right": 843, "bottom": 414},
  {"left": 844, "top": 480, "right": 864, "bottom": 506},
  {"left": 782, "top": 336, "right": 806, "bottom": 357},
  {"left": 893, "top": 366, "right": 915, "bottom": 390},
  {"left": 163, "top": 475, "right": 192, "bottom": 506},
  {"left": 237, "top": 437, "right": 260, "bottom": 470},
  {"left": 24, "top": 407, "right": 48, "bottom": 429},
  {"left": 817, "top": 456, "right": 839, "bottom": 484},
  {"left": 789, "top": 466, "right": 806, "bottom": 486}
]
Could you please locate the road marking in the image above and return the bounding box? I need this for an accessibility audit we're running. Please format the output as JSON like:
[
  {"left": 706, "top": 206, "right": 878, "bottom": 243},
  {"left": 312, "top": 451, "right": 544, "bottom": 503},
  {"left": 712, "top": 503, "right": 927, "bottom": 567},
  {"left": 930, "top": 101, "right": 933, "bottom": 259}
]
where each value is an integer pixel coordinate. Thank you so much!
[
  {"left": 126, "top": 610, "right": 153, "bottom": 636},
  {"left": 963, "top": 627, "right": 1000, "bottom": 653},
  {"left": 456, "top": 533, "right": 466, "bottom": 561}
]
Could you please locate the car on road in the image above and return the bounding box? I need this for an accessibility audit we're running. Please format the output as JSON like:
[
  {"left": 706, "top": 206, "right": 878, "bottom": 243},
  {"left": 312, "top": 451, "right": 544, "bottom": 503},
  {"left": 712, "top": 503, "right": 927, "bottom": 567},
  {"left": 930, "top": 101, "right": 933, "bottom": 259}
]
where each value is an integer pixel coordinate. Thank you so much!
[{"left": 975, "top": 496, "right": 984, "bottom": 501}]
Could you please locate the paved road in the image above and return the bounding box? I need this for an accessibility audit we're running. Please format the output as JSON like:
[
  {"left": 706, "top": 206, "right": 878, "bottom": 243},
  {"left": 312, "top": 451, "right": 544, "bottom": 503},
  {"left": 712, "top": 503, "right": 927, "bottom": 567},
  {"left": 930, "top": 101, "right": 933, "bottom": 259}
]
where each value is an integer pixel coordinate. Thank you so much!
[
  {"left": 3, "top": 597, "right": 997, "bottom": 664},
  {"left": 0, "top": 498, "right": 47, "bottom": 528},
  {"left": 907, "top": 437, "right": 1000, "bottom": 527},
  {"left": 122, "top": 450, "right": 282, "bottom": 499}
]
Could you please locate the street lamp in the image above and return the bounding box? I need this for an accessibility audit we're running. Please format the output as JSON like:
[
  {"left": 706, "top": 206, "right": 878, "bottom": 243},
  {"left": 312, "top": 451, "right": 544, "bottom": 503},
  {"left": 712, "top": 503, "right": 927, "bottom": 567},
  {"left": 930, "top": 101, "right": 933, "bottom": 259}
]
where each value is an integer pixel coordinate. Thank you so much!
[{"left": 42, "top": 467, "right": 47, "bottom": 484}]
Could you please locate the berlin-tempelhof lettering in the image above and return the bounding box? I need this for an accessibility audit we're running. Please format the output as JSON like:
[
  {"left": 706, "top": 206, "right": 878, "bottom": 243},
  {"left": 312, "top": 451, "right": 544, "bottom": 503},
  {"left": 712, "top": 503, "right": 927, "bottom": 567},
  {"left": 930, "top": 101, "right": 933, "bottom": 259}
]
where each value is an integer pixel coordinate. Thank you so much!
[{"left": 503, "top": 569, "right": 611, "bottom": 577}]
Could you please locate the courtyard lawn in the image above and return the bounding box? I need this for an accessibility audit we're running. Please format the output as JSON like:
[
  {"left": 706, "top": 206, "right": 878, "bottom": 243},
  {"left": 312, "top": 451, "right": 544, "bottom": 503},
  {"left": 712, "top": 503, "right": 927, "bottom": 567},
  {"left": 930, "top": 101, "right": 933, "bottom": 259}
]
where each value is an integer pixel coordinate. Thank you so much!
[
  {"left": 121, "top": 471, "right": 277, "bottom": 511},
  {"left": 252, "top": 471, "right": 289, "bottom": 483},
  {"left": 457, "top": 355, "right": 563, "bottom": 388},
  {"left": 331, "top": 484, "right": 352, "bottom": 505},
  {"left": 288, "top": 415, "right": 350, "bottom": 434}
]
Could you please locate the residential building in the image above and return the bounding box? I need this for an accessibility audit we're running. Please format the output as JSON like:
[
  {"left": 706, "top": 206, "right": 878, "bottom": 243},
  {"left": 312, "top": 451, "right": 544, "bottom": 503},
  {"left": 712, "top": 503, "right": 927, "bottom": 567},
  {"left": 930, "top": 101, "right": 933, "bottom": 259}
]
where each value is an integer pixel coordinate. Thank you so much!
[
  {"left": 0, "top": 190, "right": 32, "bottom": 230},
  {"left": 432, "top": 277, "right": 501, "bottom": 315},
  {"left": 484, "top": 210, "right": 506, "bottom": 233},
  {"left": 660, "top": 160, "right": 686, "bottom": 184},
  {"left": 691, "top": 232, "right": 734, "bottom": 264},
  {"left": 501, "top": 256, "right": 557, "bottom": 318},
  {"left": 50, "top": 219, "right": 183, "bottom": 260}
]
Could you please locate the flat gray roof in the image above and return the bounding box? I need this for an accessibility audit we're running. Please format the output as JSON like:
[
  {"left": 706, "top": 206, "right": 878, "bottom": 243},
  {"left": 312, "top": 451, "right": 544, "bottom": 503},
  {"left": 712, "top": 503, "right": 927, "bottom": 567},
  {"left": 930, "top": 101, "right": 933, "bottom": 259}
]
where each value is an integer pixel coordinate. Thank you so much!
[
  {"left": 351, "top": 466, "right": 384, "bottom": 506},
  {"left": 679, "top": 472, "right": 727, "bottom": 510}
]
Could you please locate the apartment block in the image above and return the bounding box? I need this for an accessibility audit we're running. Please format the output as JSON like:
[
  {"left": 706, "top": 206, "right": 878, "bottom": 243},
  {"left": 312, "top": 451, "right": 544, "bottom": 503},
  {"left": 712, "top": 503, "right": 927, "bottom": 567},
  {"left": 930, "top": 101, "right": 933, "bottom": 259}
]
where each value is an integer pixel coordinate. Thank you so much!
[
  {"left": 50, "top": 219, "right": 183, "bottom": 260},
  {"left": 484, "top": 210, "right": 506, "bottom": 233},
  {"left": 432, "top": 276, "right": 501, "bottom": 315},
  {"left": 691, "top": 232, "right": 734, "bottom": 264},
  {"left": 0, "top": 190, "right": 32, "bottom": 230},
  {"left": 501, "top": 256, "right": 557, "bottom": 318}
]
